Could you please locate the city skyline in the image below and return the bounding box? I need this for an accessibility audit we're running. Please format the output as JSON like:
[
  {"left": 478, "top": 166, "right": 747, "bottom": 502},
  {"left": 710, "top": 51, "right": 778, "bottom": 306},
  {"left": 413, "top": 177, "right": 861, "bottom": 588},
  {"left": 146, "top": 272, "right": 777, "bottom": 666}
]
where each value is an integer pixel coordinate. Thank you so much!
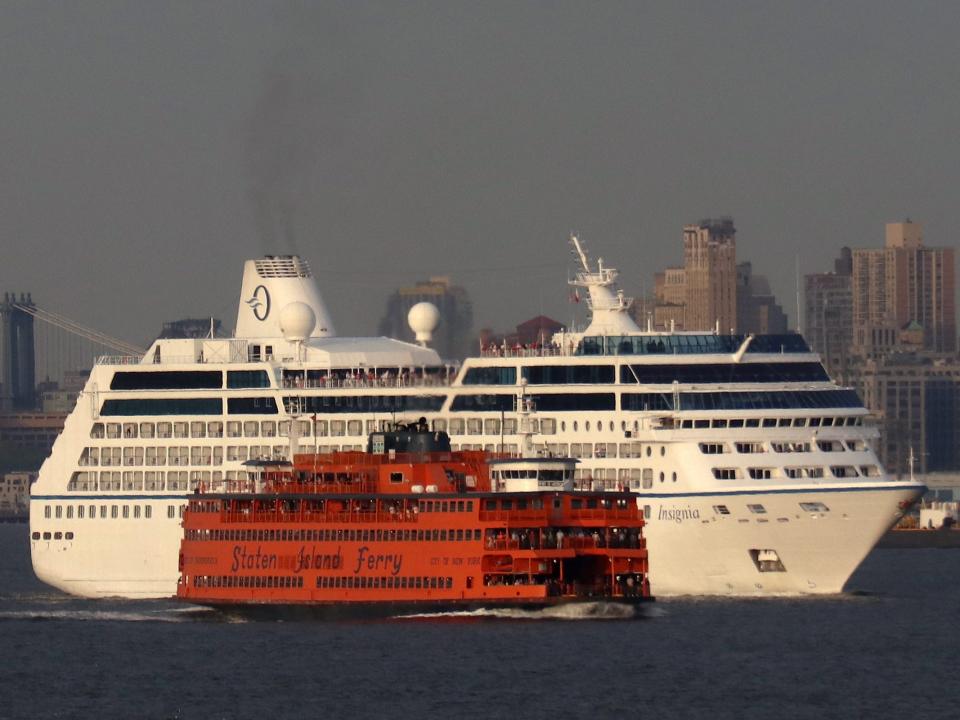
[{"left": 2, "top": 3, "right": 959, "bottom": 347}]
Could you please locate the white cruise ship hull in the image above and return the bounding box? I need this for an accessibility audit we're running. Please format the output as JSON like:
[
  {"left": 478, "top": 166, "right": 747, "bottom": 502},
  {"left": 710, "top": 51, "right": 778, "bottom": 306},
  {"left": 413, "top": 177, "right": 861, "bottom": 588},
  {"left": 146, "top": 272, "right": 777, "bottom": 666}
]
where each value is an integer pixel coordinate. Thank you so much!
[{"left": 31, "top": 483, "right": 920, "bottom": 599}]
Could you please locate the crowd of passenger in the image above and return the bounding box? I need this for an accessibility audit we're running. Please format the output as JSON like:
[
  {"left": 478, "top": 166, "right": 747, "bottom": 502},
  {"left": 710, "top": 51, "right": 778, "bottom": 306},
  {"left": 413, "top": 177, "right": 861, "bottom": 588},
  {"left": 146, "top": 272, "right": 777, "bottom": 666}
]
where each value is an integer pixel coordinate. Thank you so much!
[{"left": 484, "top": 527, "right": 642, "bottom": 550}]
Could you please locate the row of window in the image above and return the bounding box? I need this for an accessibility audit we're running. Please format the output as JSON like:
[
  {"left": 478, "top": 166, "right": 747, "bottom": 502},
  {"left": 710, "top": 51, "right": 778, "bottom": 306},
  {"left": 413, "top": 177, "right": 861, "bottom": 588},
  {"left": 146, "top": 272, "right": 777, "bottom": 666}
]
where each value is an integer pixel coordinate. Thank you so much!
[
  {"left": 577, "top": 333, "right": 810, "bottom": 356},
  {"left": 712, "top": 465, "right": 879, "bottom": 480},
  {"left": 192, "top": 575, "right": 304, "bottom": 589},
  {"left": 700, "top": 439, "right": 867, "bottom": 455},
  {"left": 317, "top": 575, "right": 453, "bottom": 590},
  {"left": 466, "top": 362, "right": 831, "bottom": 386},
  {"left": 67, "top": 470, "right": 271, "bottom": 492},
  {"left": 110, "top": 370, "right": 270, "bottom": 391},
  {"left": 37, "top": 502, "right": 184, "bottom": 525},
  {"left": 680, "top": 416, "right": 862, "bottom": 430},
  {"left": 709, "top": 501, "right": 829, "bottom": 516},
  {"left": 187, "top": 528, "right": 485, "bottom": 543},
  {"left": 103, "top": 390, "right": 861, "bottom": 418}
]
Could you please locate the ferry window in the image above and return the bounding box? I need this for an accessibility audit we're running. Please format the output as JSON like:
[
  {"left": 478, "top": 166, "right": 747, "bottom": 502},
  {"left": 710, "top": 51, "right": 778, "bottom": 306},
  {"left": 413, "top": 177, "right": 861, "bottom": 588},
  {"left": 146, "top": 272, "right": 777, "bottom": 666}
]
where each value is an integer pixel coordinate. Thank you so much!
[
  {"left": 55, "top": 505, "right": 62, "bottom": 519},
  {"left": 32, "top": 532, "right": 40, "bottom": 540},
  {"left": 762, "top": 419, "right": 776, "bottom": 428},
  {"left": 501, "top": 500, "right": 512, "bottom": 510},
  {"left": 457, "top": 501, "right": 465, "bottom": 512},
  {"left": 90, "top": 423, "right": 105, "bottom": 439},
  {"left": 713, "top": 505, "right": 730, "bottom": 515},
  {"left": 810, "top": 418, "right": 822, "bottom": 427},
  {"left": 745, "top": 419, "right": 760, "bottom": 427},
  {"left": 99, "top": 506, "right": 107, "bottom": 519},
  {"left": 747, "top": 504, "right": 767, "bottom": 514},
  {"left": 122, "top": 505, "right": 130, "bottom": 519},
  {"left": 67, "top": 506, "right": 74, "bottom": 519},
  {"left": 145, "top": 506, "right": 152, "bottom": 519},
  {"left": 643, "top": 505, "right": 651, "bottom": 520},
  {"left": 800, "top": 502, "right": 830, "bottom": 512},
  {"left": 42, "top": 532, "right": 51, "bottom": 540},
  {"left": 78, "top": 506, "right": 85, "bottom": 519},
  {"left": 672, "top": 472, "right": 677, "bottom": 482},
  {"left": 659, "top": 472, "right": 664, "bottom": 483},
  {"left": 645, "top": 446, "right": 651, "bottom": 457},
  {"left": 390, "top": 472, "right": 404, "bottom": 484},
  {"left": 110, "top": 505, "right": 118, "bottom": 519},
  {"left": 167, "top": 505, "right": 175, "bottom": 519},
  {"left": 474, "top": 529, "right": 482, "bottom": 540},
  {"left": 694, "top": 420, "right": 709, "bottom": 428},
  {"left": 44, "top": 506, "right": 51, "bottom": 519},
  {"left": 54, "top": 532, "right": 62, "bottom": 540},
  {"left": 660, "top": 446, "right": 665, "bottom": 456},
  {"left": 729, "top": 419, "right": 744, "bottom": 428},
  {"left": 440, "top": 530, "right": 447, "bottom": 541},
  {"left": 484, "top": 500, "right": 496, "bottom": 511},
  {"left": 441, "top": 501, "right": 449, "bottom": 512}
]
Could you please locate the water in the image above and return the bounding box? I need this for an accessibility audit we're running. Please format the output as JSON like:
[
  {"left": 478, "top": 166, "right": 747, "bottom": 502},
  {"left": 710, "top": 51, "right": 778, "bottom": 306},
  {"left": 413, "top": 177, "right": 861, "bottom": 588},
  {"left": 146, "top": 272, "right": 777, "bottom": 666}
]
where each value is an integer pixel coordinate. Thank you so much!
[{"left": 1, "top": 522, "right": 957, "bottom": 720}]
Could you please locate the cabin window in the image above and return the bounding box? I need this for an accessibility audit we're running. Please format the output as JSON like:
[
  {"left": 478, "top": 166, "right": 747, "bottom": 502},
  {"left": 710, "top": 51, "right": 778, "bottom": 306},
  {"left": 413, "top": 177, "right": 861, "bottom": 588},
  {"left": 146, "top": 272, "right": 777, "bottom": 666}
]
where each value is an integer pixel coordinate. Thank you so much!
[{"left": 390, "top": 472, "right": 404, "bottom": 484}]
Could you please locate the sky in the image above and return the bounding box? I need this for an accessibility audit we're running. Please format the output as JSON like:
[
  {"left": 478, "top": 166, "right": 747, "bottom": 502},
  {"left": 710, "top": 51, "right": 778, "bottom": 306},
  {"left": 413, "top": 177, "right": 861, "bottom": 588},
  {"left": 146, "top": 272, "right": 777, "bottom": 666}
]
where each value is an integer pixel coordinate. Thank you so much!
[{"left": 2, "top": 1, "right": 959, "bottom": 349}]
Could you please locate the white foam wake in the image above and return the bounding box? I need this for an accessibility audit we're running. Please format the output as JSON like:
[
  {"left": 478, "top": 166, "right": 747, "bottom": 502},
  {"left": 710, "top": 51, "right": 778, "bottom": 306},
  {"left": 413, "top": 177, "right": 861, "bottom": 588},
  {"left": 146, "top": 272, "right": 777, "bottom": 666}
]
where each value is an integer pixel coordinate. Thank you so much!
[{"left": 394, "top": 602, "right": 650, "bottom": 621}]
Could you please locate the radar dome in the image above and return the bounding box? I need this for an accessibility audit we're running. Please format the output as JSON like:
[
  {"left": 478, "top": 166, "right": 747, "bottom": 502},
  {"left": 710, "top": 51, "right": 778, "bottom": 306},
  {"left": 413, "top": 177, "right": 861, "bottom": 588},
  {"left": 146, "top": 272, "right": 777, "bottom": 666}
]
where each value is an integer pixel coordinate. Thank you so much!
[
  {"left": 279, "top": 302, "right": 316, "bottom": 342},
  {"left": 407, "top": 302, "right": 440, "bottom": 345}
]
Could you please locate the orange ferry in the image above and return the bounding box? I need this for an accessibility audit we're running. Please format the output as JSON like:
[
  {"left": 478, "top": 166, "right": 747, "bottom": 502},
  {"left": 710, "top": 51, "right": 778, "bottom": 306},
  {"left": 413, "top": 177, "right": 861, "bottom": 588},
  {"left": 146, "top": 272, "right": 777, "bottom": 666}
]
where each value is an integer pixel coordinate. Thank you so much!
[{"left": 177, "top": 421, "right": 652, "bottom": 617}]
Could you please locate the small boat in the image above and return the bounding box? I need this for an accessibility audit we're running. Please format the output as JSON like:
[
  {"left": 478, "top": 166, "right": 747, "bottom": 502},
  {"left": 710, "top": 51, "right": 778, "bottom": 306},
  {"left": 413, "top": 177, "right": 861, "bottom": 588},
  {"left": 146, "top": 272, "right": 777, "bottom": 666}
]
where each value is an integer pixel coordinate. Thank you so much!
[{"left": 176, "top": 422, "right": 652, "bottom": 617}]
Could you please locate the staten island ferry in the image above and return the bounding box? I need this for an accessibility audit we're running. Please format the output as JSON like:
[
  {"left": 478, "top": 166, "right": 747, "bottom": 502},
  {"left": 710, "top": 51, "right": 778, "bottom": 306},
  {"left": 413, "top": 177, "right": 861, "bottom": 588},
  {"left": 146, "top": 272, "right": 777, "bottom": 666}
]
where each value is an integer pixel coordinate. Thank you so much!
[{"left": 176, "top": 421, "right": 652, "bottom": 617}]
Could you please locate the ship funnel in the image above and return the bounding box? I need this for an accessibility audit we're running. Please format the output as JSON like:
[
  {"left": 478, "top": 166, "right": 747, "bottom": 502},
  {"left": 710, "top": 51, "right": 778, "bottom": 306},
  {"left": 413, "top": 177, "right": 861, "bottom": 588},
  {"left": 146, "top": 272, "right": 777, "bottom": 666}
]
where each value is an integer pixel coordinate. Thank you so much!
[{"left": 234, "top": 256, "right": 336, "bottom": 339}]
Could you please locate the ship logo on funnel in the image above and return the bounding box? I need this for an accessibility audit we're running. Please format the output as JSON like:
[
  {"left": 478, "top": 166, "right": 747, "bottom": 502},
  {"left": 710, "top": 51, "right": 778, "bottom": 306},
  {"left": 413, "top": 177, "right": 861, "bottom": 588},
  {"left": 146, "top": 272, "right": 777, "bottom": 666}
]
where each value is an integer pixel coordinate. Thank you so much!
[{"left": 246, "top": 285, "right": 271, "bottom": 321}]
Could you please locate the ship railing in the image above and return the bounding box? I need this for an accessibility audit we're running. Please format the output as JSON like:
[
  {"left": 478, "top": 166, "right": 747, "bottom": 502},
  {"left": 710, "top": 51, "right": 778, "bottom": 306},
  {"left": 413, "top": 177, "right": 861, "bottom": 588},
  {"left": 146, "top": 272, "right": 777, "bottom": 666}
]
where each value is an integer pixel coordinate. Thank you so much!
[
  {"left": 280, "top": 375, "right": 454, "bottom": 390},
  {"left": 480, "top": 345, "right": 566, "bottom": 359},
  {"left": 220, "top": 510, "right": 419, "bottom": 525},
  {"left": 96, "top": 355, "right": 144, "bottom": 366}
]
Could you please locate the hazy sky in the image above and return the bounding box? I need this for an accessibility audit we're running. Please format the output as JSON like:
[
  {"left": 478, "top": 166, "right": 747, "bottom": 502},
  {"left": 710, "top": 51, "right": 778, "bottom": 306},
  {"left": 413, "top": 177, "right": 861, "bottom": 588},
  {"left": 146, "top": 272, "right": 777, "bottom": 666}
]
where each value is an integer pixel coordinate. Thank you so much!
[{"left": 3, "top": 1, "right": 959, "bottom": 348}]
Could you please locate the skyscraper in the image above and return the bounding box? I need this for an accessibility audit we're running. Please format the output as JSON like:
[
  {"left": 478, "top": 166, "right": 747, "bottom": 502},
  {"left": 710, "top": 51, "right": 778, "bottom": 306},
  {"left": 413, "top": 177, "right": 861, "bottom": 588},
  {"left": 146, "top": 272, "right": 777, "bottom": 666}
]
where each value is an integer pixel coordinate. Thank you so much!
[
  {"left": 804, "top": 248, "right": 853, "bottom": 383},
  {"left": 851, "top": 221, "right": 956, "bottom": 354},
  {"left": 682, "top": 218, "right": 737, "bottom": 332},
  {"left": 377, "top": 276, "right": 473, "bottom": 360}
]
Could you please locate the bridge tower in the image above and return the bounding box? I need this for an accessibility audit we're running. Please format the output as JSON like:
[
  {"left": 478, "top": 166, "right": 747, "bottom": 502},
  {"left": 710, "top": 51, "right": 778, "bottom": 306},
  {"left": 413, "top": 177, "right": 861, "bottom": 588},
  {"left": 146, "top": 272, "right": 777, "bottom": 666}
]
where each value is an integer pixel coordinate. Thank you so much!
[{"left": 0, "top": 292, "right": 36, "bottom": 411}]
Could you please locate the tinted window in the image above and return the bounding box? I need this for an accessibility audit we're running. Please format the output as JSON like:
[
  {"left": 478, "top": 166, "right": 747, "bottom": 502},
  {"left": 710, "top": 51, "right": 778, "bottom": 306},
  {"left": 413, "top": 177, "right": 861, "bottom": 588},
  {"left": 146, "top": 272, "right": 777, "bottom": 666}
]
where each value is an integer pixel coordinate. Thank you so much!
[{"left": 110, "top": 371, "right": 222, "bottom": 390}]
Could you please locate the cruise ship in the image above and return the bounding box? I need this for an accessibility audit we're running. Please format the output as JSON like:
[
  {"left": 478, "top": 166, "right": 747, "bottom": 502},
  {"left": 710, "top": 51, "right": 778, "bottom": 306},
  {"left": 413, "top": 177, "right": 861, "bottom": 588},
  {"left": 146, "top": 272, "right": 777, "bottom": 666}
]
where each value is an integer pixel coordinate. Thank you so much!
[{"left": 30, "top": 239, "right": 925, "bottom": 598}]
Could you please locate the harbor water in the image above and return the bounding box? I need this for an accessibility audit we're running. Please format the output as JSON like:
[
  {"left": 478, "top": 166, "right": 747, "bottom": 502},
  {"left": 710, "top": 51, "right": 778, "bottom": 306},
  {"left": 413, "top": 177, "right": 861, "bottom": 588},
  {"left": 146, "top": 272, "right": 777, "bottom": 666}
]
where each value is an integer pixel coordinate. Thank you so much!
[{"left": 0, "top": 522, "right": 956, "bottom": 720}]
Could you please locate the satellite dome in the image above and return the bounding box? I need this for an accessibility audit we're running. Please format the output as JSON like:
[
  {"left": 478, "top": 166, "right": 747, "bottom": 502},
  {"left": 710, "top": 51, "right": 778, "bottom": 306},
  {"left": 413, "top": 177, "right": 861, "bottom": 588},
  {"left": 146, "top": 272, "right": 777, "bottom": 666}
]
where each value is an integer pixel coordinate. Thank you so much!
[
  {"left": 279, "top": 302, "right": 316, "bottom": 342},
  {"left": 407, "top": 302, "right": 440, "bottom": 345}
]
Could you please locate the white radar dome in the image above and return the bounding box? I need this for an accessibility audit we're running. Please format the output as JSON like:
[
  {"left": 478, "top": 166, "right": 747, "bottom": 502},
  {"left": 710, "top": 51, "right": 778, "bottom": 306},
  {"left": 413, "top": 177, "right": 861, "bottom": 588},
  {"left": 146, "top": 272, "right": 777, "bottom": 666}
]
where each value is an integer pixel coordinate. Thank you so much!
[
  {"left": 408, "top": 302, "right": 440, "bottom": 346},
  {"left": 279, "top": 302, "right": 317, "bottom": 342}
]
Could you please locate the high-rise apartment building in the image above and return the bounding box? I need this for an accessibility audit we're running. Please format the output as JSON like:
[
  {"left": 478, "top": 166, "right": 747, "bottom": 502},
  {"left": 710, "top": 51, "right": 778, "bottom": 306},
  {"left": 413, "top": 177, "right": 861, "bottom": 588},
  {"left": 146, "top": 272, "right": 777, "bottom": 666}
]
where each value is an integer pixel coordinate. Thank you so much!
[
  {"left": 856, "top": 353, "right": 960, "bottom": 476},
  {"left": 377, "top": 276, "right": 473, "bottom": 360},
  {"left": 804, "top": 248, "right": 854, "bottom": 383},
  {"left": 851, "top": 221, "right": 956, "bottom": 355},
  {"left": 683, "top": 218, "right": 737, "bottom": 332},
  {"left": 736, "top": 262, "right": 788, "bottom": 335}
]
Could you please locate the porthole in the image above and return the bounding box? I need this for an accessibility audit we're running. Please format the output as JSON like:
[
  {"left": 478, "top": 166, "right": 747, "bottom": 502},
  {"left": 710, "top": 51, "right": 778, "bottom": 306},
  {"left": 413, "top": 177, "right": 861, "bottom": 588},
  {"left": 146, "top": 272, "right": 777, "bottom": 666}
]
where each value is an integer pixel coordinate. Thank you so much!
[
  {"left": 672, "top": 472, "right": 677, "bottom": 483},
  {"left": 586, "top": 421, "right": 591, "bottom": 431},
  {"left": 660, "top": 446, "right": 666, "bottom": 456},
  {"left": 561, "top": 421, "right": 566, "bottom": 432},
  {"left": 646, "top": 446, "right": 652, "bottom": 457},
  {"left": 573, "top": 421, "right": 578, "bottom": 431},
  {"left": 609, "top": 421, "right": 614, "bottom": 431},
  {"left": 659, "top": 472, "right": 665, "bottom": 483}
]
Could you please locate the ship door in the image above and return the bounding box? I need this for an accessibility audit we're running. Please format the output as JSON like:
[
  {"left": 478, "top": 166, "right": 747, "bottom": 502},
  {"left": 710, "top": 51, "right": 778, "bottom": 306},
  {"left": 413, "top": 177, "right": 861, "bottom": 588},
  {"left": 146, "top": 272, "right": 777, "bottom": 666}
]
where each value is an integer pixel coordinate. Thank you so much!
[{"left": 466, "top": 576, "right": 473, "bottom": 589}]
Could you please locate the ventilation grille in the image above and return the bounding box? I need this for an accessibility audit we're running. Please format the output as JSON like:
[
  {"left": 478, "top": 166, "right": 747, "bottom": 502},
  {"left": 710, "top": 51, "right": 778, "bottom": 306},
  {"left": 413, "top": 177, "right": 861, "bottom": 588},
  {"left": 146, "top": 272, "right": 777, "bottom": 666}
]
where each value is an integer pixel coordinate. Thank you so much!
[{"left": 254, "top": 256, "right": 312, "bottom": 278}]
